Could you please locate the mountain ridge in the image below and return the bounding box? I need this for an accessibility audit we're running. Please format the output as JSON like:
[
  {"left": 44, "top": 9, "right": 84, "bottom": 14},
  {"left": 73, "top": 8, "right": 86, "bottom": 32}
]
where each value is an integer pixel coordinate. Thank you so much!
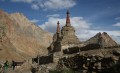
[{"left": 85, "top": 32, "right": 118, "bottom": 48}]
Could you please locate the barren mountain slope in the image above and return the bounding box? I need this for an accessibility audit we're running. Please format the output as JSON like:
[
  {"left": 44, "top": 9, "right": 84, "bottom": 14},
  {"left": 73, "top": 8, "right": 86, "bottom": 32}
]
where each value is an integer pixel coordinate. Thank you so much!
[{"left": 0, "top": 10, "right": 52, "bottom": 61}]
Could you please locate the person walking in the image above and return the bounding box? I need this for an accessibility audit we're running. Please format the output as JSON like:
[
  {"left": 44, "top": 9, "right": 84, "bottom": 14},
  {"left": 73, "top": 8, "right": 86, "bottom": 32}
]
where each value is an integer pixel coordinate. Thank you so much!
[
  {"left": 3, "top": 60, "right": 9, "bottom": 73},
  {"left": 12, "top": 60, "right": 16, "bottom": 70}
]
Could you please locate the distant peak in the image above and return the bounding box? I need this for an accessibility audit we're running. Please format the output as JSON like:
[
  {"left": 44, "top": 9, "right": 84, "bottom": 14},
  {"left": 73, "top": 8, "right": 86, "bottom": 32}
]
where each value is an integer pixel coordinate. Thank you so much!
[
  {"left": 96, "top": 32, "right": 101, "bottom": 37},
  {"left": 102, "top": 32, "right": 107, "bottom": 35}
]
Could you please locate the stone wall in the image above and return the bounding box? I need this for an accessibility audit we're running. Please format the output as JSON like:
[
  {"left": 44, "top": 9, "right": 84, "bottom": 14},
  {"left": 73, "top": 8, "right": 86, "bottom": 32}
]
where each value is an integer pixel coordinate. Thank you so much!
[
  {"left": 32, "top": 54, "right": 53, "bottom": 65},
  {"left": 58, "top": 54, "right": 120, "bottom": 73},
  {"left": 62, "top": 44, "right": 120, "bottom": 55}
]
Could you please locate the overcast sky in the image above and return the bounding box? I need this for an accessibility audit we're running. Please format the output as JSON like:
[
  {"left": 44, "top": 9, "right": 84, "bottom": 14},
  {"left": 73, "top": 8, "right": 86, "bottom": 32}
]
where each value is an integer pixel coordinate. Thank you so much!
[{"left": 0, "top": 0, "right": 120, "bottom": 43}]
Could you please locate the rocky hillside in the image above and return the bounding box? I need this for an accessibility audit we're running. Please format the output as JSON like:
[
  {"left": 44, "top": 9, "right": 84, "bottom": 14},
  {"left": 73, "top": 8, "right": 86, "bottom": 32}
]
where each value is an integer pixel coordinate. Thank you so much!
[
  {"left": 0, "top": 10, "right": 52, "bottom": 61},
  {"left": 85, "top": 32, "right": 118, "bottom": 48}
]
